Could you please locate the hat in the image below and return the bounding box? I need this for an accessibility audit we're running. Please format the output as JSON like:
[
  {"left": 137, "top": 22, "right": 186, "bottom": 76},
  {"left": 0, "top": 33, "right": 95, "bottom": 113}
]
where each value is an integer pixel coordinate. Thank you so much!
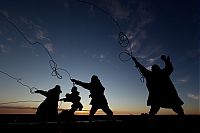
[{"left": 54, "top": 85, "right": 62, "bottom": 93}]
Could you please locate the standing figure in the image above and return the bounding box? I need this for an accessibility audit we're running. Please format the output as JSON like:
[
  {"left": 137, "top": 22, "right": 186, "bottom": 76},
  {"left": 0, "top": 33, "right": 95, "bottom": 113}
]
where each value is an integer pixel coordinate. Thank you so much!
[
  {"left": 35, "top": 85, "right": 62, "bottom": 122},
  {"left": 71, "top": 75, "right": 113, "bottom": 119},
  {"left": 131, "top": 55, "right": 184, "bottom": 116}
]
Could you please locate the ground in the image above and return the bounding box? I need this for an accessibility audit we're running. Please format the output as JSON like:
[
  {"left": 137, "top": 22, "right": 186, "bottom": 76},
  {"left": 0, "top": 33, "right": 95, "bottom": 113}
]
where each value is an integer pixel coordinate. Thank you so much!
[{"left": 0, "top": 114, "right": 199, "bottom": 133}]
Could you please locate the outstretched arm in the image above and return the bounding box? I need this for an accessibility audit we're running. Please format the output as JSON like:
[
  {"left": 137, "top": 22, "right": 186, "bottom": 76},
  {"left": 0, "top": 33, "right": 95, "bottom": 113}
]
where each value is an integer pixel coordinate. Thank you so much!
[
  {"left": 131, "top": 56, "right": 150, "bottom": 78},
  {"left": 60, "top": 94, "right": 71, "bottom": 102},
  {"left": 161, "top": 55, "right": 173, "bottom": 75},
  {"left": 71, "top": 79, "right": 90, "bottom": 90},
  {"left": 35, "top": 90, "right": 48, "bottom": 97},
  {"left": 59, "top": 98, "right": 66, "bottom": 102}
]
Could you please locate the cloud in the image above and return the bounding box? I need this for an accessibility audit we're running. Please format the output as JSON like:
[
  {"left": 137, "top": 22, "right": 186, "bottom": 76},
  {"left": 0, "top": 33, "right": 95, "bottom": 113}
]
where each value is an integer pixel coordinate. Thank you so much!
[
  {"left": 145, "top": 56, "right": 159, "bottom": 70},
  {"left": 35, "top": 29, "right": 50, "bottom": 41},
  {"left": 80, "top": 0, "right": 130, "bottom": 21},
  {"left": 174, "top": 76, "right": 190, "bottom": 84},
  {"left": 180, "top": 48, "right": 200, "bottom": 62},
  {"left": 7, "top": 38, "right": 13, "bottom": 41},
  {"left": 126, "top": 1, "right": 154, "bottom": 51},
  {"left": 88, "top": 4, "right": 95, "bottom": 16},
  {"left": 108, "top": 0, "right": 130, "bottom": 20},
  {"left": 74, "top": 0, "right": 152, "bottom": 39},
  {"left": 0, "top": 10, "right": 9, "bottom": 17},
  {"left": 92, "top": 53, "right": 111, "bottom": 63},
  {"left": 64, "top": 1, "right": 70, "bottom": 8},
  {"left": 187, "top": 93, "right": 199, "bottom": 100},
  {"left": 0, "top": 11, "right": 55, "bottom": 55},
  {"left": 0, "top": 105, "right": 37, "bottom": 110},
  {"left": 112, "top": 0, "right": 157, "bottom": 66},
  {"left": 0, "top": 44, "right": 8, "bottom": 53},
  {"left": 44, "top": 43, "right": 54, "bottom": 52},
  {"left": 92, "top": 53, "right": 105, "bottom": 60},
  {"left": 176, "top": 79, "right": 188, "bottom": 84},
  {"left": 147, "top": 57, "right": 158, "bottom": 64},
  {"left": 20, "top": 16, "right": 49, "bottom": 41},
  {"left": 20, "top": 16, "right": 54, "bottom": 53}
]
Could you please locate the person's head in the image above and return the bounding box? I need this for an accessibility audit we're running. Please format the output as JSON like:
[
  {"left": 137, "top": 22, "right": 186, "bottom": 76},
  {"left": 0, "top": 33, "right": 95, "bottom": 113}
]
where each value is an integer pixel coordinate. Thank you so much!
[
  {"left": 151, "top": 64, "right": 161, "bottom": 72},
  {"left": 48, "top": 85, "right": 62, "bottom": 97},
  {"left": 53, "top": 85, "right": 62, "bottom": 93},
  {"left": 65, "top": 93, "right": 70, "bottom": 98},
  {"left": 91, "top": 75, "right": 99, "bottom": 82},
  {"left": 71, "top": 86, "right": 79, "bottom": 95},
  {"left": 71, "top": 86, "right": 78, "bottom": 92}
]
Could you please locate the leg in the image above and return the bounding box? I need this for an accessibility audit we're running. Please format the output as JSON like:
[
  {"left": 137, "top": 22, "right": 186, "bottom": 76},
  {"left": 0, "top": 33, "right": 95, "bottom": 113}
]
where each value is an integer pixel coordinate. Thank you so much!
[
  {"left": 148, "top": 105, "right": 160, "bottom": 128},
  {"left": 89, "top": 106, "right": 98, "bottom": 122},
  {"left": 90, "top": 106, "right": 98, "bottom": 116},
  {"left": 149, "top": 105, "right": 160, "bottom": 116},
  {"left": 172, "top": 105, "right": 184, "bottom": 116},
  {"left": 101, "top": 105, "right": 113, "bottom": 117},
  {"left": 78, "top": 103, "right": 83, "bottom": 111},
  {"left": 68, "top": 107, "right": 77, "bottom": 114},
  {"left": 101, "top": 105, "right": 114, "bottom": 121}
]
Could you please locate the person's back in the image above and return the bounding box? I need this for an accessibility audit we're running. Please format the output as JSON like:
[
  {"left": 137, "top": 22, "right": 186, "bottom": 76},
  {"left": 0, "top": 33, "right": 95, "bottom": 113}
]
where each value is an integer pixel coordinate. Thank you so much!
[
  {"left": 88, "top": 77, "right": 108, "bottom": 106},
  {"left": 35, "top": 85, "right": 62, "bottom": 122}
]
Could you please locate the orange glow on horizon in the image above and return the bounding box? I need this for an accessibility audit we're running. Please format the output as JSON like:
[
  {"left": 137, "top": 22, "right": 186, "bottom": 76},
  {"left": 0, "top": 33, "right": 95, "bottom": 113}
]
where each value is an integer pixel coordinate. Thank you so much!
[{"left": 0, "top": 106, "right": 199, "bottom": 115}]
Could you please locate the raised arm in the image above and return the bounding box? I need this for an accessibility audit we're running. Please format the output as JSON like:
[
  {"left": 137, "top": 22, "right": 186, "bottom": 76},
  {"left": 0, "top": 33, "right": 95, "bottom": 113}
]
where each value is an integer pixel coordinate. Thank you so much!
[
  {"left": 161, "top": 55, "right": 173, "bottom": 75},
  {"left": 131, "top": 56, "right": 150, "bottom": 78}
]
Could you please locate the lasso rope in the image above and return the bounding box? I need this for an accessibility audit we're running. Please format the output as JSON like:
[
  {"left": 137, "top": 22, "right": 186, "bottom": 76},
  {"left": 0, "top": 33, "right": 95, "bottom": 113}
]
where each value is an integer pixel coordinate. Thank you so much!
[
  {"left": 77, "top": 0, "right": 121, "bottom": 31},
  {"left": 77, "top": 1, "right": 143, "bottom": 82},
  {"left": 0, "top": 12, "right": 72, "bottom": 81},
  {"left": 76, "top": 0, "right": 132, "bottom": 60},
  {"left": 0, "top": 1, "right": 144, "bottom": 101},
  {"left": 0, "top": 70, "right": 38, "bottom": 94}
]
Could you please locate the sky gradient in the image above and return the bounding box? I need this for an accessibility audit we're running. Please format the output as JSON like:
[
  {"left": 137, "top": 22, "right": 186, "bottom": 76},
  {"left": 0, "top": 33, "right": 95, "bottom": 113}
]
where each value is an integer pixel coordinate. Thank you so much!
[{"left": 0, "top": 0, "right": 199, "bottom": 115}]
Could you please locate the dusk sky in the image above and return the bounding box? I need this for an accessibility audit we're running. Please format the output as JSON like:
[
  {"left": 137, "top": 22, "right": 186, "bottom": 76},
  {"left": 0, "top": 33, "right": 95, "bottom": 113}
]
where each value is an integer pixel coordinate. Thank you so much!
[{"left": 0, "top": 0, "right": 199, "bottom": 115}]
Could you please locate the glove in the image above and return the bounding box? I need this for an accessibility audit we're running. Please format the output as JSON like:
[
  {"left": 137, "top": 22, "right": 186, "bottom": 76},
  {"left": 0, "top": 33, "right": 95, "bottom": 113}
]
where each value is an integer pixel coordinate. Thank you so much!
[
  {"left": 34, "top": 90, "right": 39, "bottom": 93},
  {"left": 161, "top": 55, "right": 167, "bottom": 61},
  {"left": 166, "top": 56, "right": 170, "bottom": 61},
  {"left": 70, "top": 79, "right": 77, "bottom": 83}
]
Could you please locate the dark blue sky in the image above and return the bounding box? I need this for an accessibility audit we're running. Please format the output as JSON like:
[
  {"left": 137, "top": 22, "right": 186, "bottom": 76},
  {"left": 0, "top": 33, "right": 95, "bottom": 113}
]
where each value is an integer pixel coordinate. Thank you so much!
[{"left": 0, "top": 0, "right": 199, "bottom": 114}]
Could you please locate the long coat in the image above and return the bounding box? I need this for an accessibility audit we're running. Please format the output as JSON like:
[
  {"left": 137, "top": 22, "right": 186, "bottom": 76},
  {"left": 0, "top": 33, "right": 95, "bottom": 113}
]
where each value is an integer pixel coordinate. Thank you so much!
[
  {"left": 135, "top": 58, "right": 184, "bottom": 108},
  {"left": 75, "top": 80, "right": 108, "bottom": 108},
  {"left": 36, "top": 87, "right": 61, "bottom": 121}
]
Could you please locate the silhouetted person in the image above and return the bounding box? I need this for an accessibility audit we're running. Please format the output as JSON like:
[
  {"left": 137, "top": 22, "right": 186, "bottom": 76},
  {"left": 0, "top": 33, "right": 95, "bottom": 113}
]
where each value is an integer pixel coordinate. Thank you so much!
[
  {"left": 60, "top": 86, "right": 83, "bottom": 114},
  {"left": 71, "top": 75, "right": 113, "bottom": 119},
  {"left": 131, "top": 55, "right": 184, "bottom": 116},
  {"left": 35, "top": 85, "right": 62, "bottom": 122},
  {"left": 59, "top": 86, "right": 83, "bottom": 122}
]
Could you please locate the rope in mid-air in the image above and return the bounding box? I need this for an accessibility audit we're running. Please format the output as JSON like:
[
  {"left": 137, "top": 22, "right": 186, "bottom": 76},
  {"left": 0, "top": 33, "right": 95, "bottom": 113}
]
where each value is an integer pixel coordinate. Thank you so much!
[
  {"left": 0, "top": 1, "right": 144, "bottom": 107},
  {"left": 76, "top": 0, "right": 134, "bottom": 61},
  {"left": 0, "top": 12, "right": 73, "bottom": 90},
  {"left": 0, "top": 70, "right": 38, "bottom": 94}
]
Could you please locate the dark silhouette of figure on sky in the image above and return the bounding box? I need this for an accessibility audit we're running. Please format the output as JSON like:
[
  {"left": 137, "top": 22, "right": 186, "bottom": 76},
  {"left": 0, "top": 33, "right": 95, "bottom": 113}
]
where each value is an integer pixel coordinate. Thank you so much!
[
  {"left": 71, "top": 75, "right": 113, "bottom": 119},
  {"left": 60, "top": 86, "right": 83, "bottom": 115},
  {"left": 35, "top": 85, "right": 62, "bottom": 122},
  {"left": 131, "top": 55, "right": 184, "bottom": 116},
  {"left": 59, "top": 86, "right": 83, "bottom": 122}
]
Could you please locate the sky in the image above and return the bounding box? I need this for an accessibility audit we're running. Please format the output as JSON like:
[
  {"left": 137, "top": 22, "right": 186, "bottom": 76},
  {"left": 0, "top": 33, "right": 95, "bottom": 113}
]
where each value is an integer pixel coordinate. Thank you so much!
[{"left": 0, "top": 0, "right": 199, "bottom": 115}]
